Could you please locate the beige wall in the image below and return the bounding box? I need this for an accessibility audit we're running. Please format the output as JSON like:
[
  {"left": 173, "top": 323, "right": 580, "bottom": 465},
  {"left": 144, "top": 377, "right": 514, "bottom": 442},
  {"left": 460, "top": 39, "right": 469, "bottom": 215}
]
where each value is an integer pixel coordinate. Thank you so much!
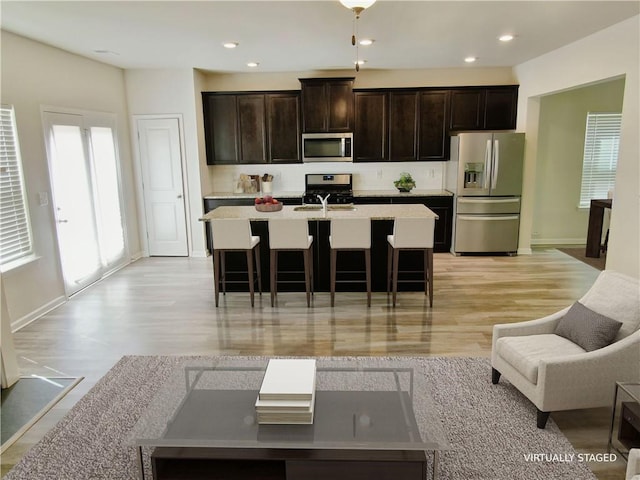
[
  {"left": 532, "top": 78, "right": 625, "bottom": 245},
  {"left": 515, "top": 16, "right": 639, "bottom": 278},
  {"left": 124, "top": 68, "right": 207, "bottom": 257},
  {"left": 0, "top": 31, "right": 141, "bottom": 330}
]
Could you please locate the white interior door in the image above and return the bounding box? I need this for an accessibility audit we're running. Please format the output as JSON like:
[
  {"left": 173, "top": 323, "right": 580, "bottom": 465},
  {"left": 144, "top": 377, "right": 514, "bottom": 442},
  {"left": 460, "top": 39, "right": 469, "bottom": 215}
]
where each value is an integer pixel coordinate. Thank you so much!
[
  {"left": 43, "top": 111, "right": 127, "bottom": 296},
  {"left": 137, "top": 118, "right": 188, "bottom": 256}
]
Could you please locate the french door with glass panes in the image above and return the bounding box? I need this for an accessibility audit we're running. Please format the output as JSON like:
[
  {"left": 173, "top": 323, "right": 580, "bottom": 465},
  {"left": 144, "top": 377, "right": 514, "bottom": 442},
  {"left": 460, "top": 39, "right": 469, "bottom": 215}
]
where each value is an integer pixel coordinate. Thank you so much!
[{"left": 43, "top": 111, "right": 127, "bottom": 296}]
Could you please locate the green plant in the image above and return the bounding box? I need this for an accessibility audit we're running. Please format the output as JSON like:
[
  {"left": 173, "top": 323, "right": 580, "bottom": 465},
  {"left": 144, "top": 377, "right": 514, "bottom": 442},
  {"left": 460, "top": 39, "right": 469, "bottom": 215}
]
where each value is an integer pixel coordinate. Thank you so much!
[{"left": 394, "top": 172, "right": 416, "bottom": 191}]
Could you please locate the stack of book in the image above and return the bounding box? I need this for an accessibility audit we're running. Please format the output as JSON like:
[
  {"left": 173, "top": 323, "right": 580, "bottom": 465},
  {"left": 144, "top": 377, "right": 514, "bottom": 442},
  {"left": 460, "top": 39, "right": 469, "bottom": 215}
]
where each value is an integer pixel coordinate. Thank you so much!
[{"left": 255, "top": 359, "right": 316, "bottom": 424}]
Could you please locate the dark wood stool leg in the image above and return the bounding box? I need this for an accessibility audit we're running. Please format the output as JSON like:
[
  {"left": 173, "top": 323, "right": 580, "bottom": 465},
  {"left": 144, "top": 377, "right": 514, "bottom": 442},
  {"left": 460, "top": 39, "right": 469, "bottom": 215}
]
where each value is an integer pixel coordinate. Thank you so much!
[
  {"left": 365, "top": 248, "right": 371, "bottom": 307},
  {"left": 221, "top": 251, "right": 227, "bottom": 295},
  {"left": 270, "top": 250, "right": 277, "bottom": 307},
  {"left": 387, "top": 243, "right": 393, "bottom": 294},
  {"left": 392, "top": 248, "right": 400, "bottom": 307},
  {"left": 246, "top": 249, "right": 255, "bottom": 308},
  {"left": 310, "top": 244, "right": 314, "bottom": 295},
  {"left": 427, "top": 248, "right": 433, "bottom": 307},
  {"left": 213, "top": 250, "right": 221, "bottom": 307},
  {"left": 303, "top": 248, "right": 311, "bottom": 308},
  {"left": 330, "top": 248, "right": 337, "bottom": 307},
  {"left": 423, "top": 248, "right": 428, "bottom": 297},
  {"left": 254, "top": 245, "right": 262, "bottom": 295}
]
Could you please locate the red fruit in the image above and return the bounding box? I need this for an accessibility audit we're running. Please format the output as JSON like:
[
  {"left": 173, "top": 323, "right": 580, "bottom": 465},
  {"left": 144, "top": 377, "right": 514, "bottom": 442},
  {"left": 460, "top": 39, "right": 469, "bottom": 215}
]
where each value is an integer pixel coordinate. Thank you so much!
[
  {"left": 255, "top": 197, "right": 263, "bottom": 204},
  {"left": 263, "top": 195, "right": 273, "bottom": 203},
  {"left": 272, "top": 198, "right": 279, "bottom": 204}
]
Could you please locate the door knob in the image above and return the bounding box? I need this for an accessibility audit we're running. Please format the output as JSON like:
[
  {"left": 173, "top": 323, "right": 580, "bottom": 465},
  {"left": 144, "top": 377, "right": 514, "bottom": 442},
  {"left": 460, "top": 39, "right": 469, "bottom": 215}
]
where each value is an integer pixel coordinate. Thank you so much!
[{"left": 177, "top": 194, "right": 183, "bottom": 199}]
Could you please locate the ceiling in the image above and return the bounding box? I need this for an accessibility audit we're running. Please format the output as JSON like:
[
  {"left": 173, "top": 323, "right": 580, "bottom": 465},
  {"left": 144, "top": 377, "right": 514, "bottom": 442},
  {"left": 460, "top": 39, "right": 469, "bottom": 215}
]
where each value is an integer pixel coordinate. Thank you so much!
[{"left": 2, "top": 1, "right": 638, "bottom": 73}]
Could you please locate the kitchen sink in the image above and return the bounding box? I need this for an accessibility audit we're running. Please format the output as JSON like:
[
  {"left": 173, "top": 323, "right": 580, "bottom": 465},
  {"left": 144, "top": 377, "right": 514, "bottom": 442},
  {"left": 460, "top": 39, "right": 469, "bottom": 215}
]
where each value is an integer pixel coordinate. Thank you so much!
[
  {"left": 293, "top": 205, "right": 357, "bottom": 212},
  {"left": 293, "top": 205, "right": 323, "bottom": 211},
  {"left": 328, "top": 205, "right": 357, "bottom": 211}
]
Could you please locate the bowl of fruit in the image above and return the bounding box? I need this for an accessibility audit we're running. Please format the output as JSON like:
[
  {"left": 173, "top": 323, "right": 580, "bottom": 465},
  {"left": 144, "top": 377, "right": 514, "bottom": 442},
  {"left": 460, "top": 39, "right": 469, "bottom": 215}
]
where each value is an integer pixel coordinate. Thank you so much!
[{"left": 254, "top": 195, "right": 282, "bottom": 212}]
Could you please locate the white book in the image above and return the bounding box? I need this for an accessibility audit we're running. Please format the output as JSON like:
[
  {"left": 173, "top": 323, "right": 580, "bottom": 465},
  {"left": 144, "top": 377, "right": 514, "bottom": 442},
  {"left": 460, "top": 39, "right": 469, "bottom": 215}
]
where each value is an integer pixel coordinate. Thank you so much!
[{"left": 258, "top": 359, "right": 316, "bottom": 401}]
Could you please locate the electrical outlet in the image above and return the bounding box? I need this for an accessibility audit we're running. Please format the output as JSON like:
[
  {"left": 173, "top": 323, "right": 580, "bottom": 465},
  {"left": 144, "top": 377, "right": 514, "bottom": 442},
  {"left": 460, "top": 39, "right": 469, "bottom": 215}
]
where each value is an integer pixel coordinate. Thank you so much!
[
  {"left": 377, "top": 169, "right": 383, "bottom": 179},
  {"left": 38, "top": 191, "right": 49, "bottom": 206},
  {"left": 430, "top": 168, "right": 436, "bottom": 178}
]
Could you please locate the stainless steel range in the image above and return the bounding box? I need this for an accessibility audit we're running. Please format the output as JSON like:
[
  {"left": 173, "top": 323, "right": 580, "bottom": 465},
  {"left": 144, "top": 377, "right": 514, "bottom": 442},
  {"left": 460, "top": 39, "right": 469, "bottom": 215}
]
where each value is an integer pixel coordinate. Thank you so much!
[{"left": 303, "top": 174, "right": 354, "bottom": 205}]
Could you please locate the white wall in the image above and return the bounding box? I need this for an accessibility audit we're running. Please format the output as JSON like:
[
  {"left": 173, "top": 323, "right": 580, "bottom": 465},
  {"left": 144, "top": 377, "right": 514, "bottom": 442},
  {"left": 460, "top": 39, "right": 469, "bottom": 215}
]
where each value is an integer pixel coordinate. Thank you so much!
[
  {"left": 125, "top": 69, "right": 207, "bottom": 257},
  {"left": 0, "top": 31, "right": 141, "bottom": 329},
  {"left": 203, "top": 66, "right": 516, "bottom": 194},
  {"left": 532, "top": 78, "right": 625, "bottom": 245},
  {"left": 515, "top": 16, "right": 639, "bottom": 278}
]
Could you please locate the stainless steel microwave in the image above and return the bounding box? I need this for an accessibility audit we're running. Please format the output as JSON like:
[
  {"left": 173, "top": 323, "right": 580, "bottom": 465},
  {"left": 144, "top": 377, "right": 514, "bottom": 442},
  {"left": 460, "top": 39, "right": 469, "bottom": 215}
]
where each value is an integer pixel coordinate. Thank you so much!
[{"left": 302, "top": 132, "right": 353, "bottom": 162}]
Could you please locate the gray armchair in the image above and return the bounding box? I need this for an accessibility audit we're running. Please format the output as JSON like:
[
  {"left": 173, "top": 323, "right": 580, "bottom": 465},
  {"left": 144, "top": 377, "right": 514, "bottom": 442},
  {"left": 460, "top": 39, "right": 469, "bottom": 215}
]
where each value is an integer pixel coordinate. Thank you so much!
[{"left": 491, "top": 270, "right": 640, "bottom": 428}]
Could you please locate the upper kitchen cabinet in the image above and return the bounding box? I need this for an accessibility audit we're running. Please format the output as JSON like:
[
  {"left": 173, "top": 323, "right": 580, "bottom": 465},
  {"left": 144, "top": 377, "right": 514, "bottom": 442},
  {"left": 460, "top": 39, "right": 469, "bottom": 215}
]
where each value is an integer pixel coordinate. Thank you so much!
[
  {"left": 418, "top": 90, "right": 450, "bottom": 161},
  {"left": 237, "top": 95, "right": 267, "bottom": 164},
  {"left": 449, "top": 86, "right": 519, "bottom": 131},
  {"left": 204, "top": 94, "right": 239, "bottom": 164},
  {"left": 266, "top": 93, "right": 301, "bottom": 163},
  {"left": 354, "top": 91, "right": 388, "bottom": 162},
  {"left": 300, "top": 78, "right": 354, "bottom": 133},
  {"left": 389, "top": 90, "right": 418, "bottom": 162},
  {"left": 203, "top": 91, "right": 301, "bottom": 165}
]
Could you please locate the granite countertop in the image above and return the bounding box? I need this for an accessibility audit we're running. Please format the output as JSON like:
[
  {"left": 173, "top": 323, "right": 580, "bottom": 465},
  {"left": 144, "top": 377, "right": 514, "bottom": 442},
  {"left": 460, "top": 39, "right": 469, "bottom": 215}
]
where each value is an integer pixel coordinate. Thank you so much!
[
  {"left": 203, "top": 189, "right": 452, "bottom": 199},
  {"left": 200, "top": 204, "right": 438, "bottom": 222}
]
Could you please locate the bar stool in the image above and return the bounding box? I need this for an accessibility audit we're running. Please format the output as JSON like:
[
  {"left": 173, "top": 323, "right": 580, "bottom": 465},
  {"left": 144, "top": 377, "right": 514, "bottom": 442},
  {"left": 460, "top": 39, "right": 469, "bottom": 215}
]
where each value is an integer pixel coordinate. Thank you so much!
[
  {"left": 387, "top": 217, "right": 435, "bottom": 308},
  {"left": 268, "top": 218, "right": 314, "bottom": 307},
  {"left": 210, "top": 218, "right": 262, "bottom": 307},
  {"left": 329, "top": 218, "right": 371, "bottom": 307}
]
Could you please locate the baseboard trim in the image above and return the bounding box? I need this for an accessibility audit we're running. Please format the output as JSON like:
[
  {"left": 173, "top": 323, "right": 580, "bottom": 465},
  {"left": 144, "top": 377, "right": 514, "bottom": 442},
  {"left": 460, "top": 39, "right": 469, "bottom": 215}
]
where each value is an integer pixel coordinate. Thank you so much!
[
  {"left": 517, "top": 247, "right": 533, "bottom": 255},
  {"left": 531, "top": 238, "right": 586, "bottom": 246},
  {"left": 11, "top": 295, "right": 67, "bottom": 333}
]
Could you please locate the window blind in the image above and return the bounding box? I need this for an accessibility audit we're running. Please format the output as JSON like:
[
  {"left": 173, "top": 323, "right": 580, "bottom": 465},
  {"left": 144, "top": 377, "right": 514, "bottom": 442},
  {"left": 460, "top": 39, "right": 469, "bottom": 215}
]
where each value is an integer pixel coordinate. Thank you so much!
[
  {"left": 579, "top": 112, "right": 621, "bottom": 208},
  {"left": 0, "top": 106, "right": 33, "bottom": 266}
]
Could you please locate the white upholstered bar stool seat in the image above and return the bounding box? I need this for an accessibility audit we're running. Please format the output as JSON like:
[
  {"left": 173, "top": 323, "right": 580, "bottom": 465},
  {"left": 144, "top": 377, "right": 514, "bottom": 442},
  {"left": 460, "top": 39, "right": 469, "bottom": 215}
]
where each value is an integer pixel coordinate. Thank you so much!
[
  {"left": 329, "top": 217, "right": 371, "bottom": 307},
  {"left": 210, "top": 218, "right": 262, "bottom": 308},
  {"left": 387, "top": 217, "right": 435, "bottom": 307},
  {"left": 268, "top": 218, "right": 314, "bottom": 307}
]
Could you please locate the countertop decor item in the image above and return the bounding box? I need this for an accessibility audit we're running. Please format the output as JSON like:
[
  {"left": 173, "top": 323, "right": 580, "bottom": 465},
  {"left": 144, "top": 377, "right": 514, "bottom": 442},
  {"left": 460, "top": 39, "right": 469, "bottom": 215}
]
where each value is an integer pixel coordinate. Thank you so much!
[
  {"left": 394, "top": 172, "right": 416, "bottom": 193},
  {"left": 254, "top": 196, "right": 282, "bottom": 212}
]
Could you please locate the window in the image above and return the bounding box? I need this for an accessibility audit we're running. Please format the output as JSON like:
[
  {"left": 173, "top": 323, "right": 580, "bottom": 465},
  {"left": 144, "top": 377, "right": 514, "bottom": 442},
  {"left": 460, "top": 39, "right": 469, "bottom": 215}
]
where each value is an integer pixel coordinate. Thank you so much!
[
  {"left": 0, "top": 105, "right": 33, "bottom": 269},
  {"left": 579, "top": 112, "right": 622, "bottom": 208}
]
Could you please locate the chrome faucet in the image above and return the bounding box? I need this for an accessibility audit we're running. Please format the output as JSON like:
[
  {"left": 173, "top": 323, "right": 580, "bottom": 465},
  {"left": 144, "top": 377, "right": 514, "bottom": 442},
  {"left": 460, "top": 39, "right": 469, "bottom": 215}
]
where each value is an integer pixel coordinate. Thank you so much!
[{"left": 317, "top": 194, "right": 331, "bottom": 215}]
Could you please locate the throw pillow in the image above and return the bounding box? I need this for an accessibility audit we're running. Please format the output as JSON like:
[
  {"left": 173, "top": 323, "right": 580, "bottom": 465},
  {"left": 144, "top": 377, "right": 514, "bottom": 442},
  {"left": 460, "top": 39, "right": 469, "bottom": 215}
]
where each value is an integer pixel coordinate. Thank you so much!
[{"left": 555, "top": 301, "right": 622, "bottom": 352}]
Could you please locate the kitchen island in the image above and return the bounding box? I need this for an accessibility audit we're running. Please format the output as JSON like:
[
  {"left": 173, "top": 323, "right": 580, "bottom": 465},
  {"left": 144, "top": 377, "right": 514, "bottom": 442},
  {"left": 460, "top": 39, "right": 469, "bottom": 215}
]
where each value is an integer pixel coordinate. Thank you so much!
[{"left": 200, "top": 204, "right": 437, "bottom": 294}]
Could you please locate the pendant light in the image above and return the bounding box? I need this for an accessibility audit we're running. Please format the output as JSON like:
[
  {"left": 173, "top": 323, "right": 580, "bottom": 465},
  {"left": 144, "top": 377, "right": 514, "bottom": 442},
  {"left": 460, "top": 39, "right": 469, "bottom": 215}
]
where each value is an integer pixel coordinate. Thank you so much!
[{"left": 339, "top": 0, "right": 376, "bottom": 71}]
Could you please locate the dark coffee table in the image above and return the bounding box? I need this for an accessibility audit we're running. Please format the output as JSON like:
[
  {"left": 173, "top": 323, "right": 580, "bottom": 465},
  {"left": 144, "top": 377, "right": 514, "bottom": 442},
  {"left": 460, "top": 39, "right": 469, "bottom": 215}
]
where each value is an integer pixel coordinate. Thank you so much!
[{"left": 127, "top": 358, "right": 449, "bottom": 480}]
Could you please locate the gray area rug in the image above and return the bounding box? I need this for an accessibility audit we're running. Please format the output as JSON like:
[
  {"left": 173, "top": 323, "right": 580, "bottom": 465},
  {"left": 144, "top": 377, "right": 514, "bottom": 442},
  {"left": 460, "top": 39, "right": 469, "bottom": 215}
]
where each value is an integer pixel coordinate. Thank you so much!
[{"left": 4, "top": 356, "right": 596, "bottom": 480}]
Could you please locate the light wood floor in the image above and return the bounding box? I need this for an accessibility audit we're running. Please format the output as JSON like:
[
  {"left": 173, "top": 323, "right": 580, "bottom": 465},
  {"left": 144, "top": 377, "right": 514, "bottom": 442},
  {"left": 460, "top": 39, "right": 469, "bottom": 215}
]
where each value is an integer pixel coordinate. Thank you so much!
[{"left": 1, "top": 248, "right": 626, "bottom": 479}]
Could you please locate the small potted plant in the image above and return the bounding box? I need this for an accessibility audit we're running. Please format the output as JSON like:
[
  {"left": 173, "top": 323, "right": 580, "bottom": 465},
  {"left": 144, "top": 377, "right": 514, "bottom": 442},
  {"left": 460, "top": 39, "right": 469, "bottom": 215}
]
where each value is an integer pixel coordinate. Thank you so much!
[{"left": 394, "top": 172, "right": 416, "bottom": 192}]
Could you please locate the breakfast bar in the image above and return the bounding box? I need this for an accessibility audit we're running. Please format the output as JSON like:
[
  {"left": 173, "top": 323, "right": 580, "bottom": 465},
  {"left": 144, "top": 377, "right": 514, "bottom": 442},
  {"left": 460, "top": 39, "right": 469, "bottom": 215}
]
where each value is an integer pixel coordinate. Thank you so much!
[{"left": 200, "top": 204, "right": 438, "bottom": 294}]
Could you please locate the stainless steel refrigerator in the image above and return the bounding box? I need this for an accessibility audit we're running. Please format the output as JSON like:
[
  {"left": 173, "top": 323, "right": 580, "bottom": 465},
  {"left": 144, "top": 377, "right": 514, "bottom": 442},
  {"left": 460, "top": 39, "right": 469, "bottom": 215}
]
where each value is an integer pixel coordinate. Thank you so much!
[{"left": 446, "top": 132, "right": 525, "bottom": 254}]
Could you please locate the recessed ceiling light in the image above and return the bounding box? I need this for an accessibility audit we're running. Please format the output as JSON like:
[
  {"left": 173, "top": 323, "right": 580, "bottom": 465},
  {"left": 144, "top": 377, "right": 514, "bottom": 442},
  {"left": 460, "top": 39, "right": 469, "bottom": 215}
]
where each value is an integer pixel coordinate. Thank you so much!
[
  {"left": 464, "top": 56, "right": 477, "bottom": 63},
  {"left": 223, "top": 42, "right": 239, "bottom": 49},
  {"left": 359, "top": 39, "right": 374, "bottom": 46},
  {"left": 499, "top": 34, "right": 515, "bottom": 42},
  {"left": 247, "top": 62, "right": 259, "bottom": 68}
]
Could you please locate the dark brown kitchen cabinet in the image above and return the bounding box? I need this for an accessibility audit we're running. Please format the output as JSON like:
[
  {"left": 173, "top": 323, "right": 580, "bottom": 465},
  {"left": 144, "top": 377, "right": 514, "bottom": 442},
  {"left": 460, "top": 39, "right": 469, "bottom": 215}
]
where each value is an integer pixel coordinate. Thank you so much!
[
  {"left": 237, "top": 95, "right": 267, "bottom": 164},
  {"left": 484, "top": 87, "right": 518, "bottom": 130},
  {"left": 449, "top": 86, "right": 518, "bottom": 131},
  {"left": 418, "top": 90, "right": 450, "bottom": 160},
  {"left": 449, "top": 89, "right": 484, "bottom": 130},
  {"left": 203, "top": 91, "right": 301, "bottom": 165},
  {"left": 389, "top": 91, "right": 418, "bottom": 161},
  {"left": 300, "top": 78, "right": 354, "bottom": 132},
  {"left": 204, "top": 94, "right": 239, "bottom": 165},
  {"left": 354, "top": 91, "right": 388, "bottom": 162},
  {"left": 266, "top": 93, "right": 300, "bottom": 163}
]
